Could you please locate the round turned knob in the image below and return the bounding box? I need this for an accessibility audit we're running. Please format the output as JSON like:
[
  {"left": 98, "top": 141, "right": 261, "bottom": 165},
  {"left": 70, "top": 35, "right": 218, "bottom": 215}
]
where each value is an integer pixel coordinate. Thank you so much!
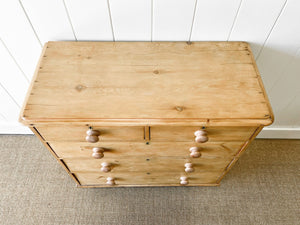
[
  {"left": 106, "top": 177, "right": 115, "bottom": 185},
  {"left": 180, "top": 176, "right": 188, "bottom": 185},
  {"left": 184, "top": 162, "right": 194, "bottom": 173},
  {"left": 87, "top": 129, "right": 100, "bottom": 136},
  {"left": 194, "top": 130, "right": 208, "bottom": 143},
  {"left": 101, "top": 162, "right": 111, "bottom": 173},
  {"left": 86, "top": 128, "right": 100, "bottom": 143},
  {"left": 92, "top": 147, "right": 105, "bottom": 159},
  {"left": 189, "top": 147, "right": 201, "bottom": 158},
  {"left": 194, "top": 130, "right": 207, "bottom": 137}
]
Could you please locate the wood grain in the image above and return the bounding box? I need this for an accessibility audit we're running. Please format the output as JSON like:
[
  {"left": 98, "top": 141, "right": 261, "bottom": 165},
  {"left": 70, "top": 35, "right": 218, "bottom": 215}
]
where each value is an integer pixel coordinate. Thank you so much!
[
  {"left": 20, "top": 42, "right": 272, "bottom": 125},
  {"left": 19, "top": 41, "right": 273, "bottom": 187},
  {"left": 150, "top": 126, "right": 256, "bottom": 142},
  {"left": 49, "top": 141, "right": 244, "bottom": 159},
  {"left": 75, "top": 171, "right": 220, "bottom": 186},
  {"left": 63, "top": 156, "right": 232, "bottom": 173},
  {"left": 36, "top": 125, "right": 145, "bottom": 142}
]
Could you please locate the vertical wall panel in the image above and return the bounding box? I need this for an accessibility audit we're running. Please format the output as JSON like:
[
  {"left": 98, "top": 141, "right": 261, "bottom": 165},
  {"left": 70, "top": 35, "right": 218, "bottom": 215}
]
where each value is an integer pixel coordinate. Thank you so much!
[
  {"left": 0, "top": 40, "right": 29, "bottom": 107},
  {"left": 0, "top": 85, "right": 20, "bottom": 121},
  {"left": 0, "top": 0, "right": 41, "bottom": 80},
  {"left": 64, "top": 0, "right": 113, "bottom": 41},
  {"left": 153, "top": 0, "right": 196, "bottom": 41},
  {"left": 268, "top": 49, "right": 300, "bottom": 126},
  {"left": 229, "top": 0, "right": 286, "bottom": 58},
  {"left": 21, "top": 0, "right": 76, "bottom": 44},
  {"left": 256, "top": 0, "right": 300, "bottom": 92},
  {"left": 274, "top": 92, "right": 300, "bottom": 127},
  {"left": 0, "top": 113, "right": 6, "bottom": 122},
  {"left": 191, "top": 0, "right": 241, "bottom": 41},
  {"left": 109, "top": 0, "right": 151, "bottom": 41}
]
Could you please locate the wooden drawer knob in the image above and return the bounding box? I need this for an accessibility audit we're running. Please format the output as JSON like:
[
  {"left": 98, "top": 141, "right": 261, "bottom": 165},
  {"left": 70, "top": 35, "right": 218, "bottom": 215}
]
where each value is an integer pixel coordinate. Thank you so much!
[
  {"left": 194, "top": 130, "right": 208, "bottom": 143},
  {"left": 180, "top": 176, "right": 188, "bottom": 185},
  {"left": 86, "top": 128, "right": 100, "bottom": 143},
  {"left": 189, "top": 147, "right": 201, "bottom": 158},
  {"left": 92, "top": 147, "right": 105, "bottom": 159},
  {"left": 184, "top": 162, "right": 194, "bottom": 173},
  {"left": 106, "top": 177, "right": 115, "bottom": 185},
  {"left": 101, "top": 162, "right": 111, "bottom": 173}
]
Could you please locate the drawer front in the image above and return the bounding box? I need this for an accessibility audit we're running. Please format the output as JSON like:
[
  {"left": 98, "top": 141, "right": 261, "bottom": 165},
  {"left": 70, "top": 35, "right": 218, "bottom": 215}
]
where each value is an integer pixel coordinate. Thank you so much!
[
  {"left": 36, "top": 125, "right": 144, "bottom": 142},
  {"left": 150, "top": 126, "right": 256, "bottom": 142},
  {"left": 75, "top": 171, "right": 220, "bottom": 186},
  {"left": 63, "top": 156, "right": 230, "bottom": 173},
  {"left": 50, "top": 141, "right": 244, "bottom": 159}
]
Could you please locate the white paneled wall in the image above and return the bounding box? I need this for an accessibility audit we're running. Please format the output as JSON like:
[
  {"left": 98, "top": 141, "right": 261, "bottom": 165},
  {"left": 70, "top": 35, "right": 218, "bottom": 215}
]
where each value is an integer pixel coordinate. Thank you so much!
[
  {"left": 0, "top": 0, "right": 299, "bottom": 137},
  {"left": 228, "top": 0, "right": 287, "bottom": 58},
  {"left": 191, "top": 0, "right": 241, "bottom": 41},
  {"left": 152, "top": 0, "right": 196, "bottom": 41},
  {"left": 109, "top": 0, "right": 152, "bottom": 41},
  {"left": 20, "top": 0, "right": 76, "bottom": 43},
  {"left": 64, "top": 0, "right": 113, "bottom": 41}
]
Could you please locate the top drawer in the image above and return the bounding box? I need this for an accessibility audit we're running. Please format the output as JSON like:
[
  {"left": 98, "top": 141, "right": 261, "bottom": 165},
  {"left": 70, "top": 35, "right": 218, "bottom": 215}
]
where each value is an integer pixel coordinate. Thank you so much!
[
  {"left": 150, "top": 126, "right": 257, "bottom": 142},
  {"left": 35, "top": 125, "right": 144, "bottom": 142}
]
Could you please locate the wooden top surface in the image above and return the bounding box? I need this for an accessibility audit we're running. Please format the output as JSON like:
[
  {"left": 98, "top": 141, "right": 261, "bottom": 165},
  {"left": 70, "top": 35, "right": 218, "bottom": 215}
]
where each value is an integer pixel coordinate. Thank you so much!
[{"left": 20, "top": 41, "right": 273, "bottom": 125}]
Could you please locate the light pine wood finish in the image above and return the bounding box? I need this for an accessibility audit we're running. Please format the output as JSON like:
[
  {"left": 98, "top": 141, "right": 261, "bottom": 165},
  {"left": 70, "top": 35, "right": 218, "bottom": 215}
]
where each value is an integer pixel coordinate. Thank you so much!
[
  {"left": 49, "top": 141, "right": 244, "bottom": 159},
  {"left": 20, "top": 41, "right": 273, "bottom": 125},
  {"left": 63, "top": 156, "right": 230, "bottom": 173},
  {"left": 75, "top": 171, "right": 221, "bottom": 186},
  {"left": 36, "top": 125, "right": 145, "bottom": 142},
  {"left": 19, "top": 42, "right": 273, "bottom": 187},
  {"left": 151, "top": 126, "right": 256, "bottom": 142}
]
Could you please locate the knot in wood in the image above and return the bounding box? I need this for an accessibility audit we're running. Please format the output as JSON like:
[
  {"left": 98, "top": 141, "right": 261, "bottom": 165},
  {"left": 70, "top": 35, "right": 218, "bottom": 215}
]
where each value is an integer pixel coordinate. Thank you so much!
[
  {"left": 75, "top": 84, "right": 86, "bottom": 92},
  {"left": 175, "top": 106, "right": 184, "bottom": 112}
]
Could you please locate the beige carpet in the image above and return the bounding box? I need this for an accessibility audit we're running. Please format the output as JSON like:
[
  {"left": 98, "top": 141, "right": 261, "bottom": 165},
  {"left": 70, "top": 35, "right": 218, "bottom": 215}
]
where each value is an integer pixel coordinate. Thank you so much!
[{"left": 0, "top": 136, "right": 299, "bottom": 225}]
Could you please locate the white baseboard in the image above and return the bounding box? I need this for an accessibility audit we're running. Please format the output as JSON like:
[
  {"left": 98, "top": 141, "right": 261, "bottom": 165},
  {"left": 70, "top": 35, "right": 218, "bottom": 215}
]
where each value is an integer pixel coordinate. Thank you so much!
[
  {"left": 0, "top": 122, "right": 299, "bottom": 139},
  {"left": 257, "top": 127, "right": 300, "bottom": 139}
]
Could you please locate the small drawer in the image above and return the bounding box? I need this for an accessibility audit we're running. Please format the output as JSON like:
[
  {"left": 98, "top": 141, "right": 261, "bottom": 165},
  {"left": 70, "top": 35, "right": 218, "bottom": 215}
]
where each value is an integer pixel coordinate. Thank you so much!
[
  {"left": 35, "top": 125, "right": 144, "bottom": 142},
  {"left": 150, "top": 126, "right": 256, "bottom": 142},
  {"left": 75, "top": 171, "right": 220, "bottom": 186},
  {"left": 50, "top": 141, "right": 244, "bottom": 159}
]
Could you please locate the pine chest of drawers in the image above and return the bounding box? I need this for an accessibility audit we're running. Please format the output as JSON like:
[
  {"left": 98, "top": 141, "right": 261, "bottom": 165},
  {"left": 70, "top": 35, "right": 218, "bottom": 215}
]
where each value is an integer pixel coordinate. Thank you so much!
[{"left": 20, "top": 41, "right": 273, "bottom": 188}]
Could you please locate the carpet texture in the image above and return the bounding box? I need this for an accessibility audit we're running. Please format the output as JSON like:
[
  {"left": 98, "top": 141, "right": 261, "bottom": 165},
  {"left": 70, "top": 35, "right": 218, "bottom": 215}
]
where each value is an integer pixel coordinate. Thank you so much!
[{"left": 0, "top": 135, "right": 299, "bottom": 225}]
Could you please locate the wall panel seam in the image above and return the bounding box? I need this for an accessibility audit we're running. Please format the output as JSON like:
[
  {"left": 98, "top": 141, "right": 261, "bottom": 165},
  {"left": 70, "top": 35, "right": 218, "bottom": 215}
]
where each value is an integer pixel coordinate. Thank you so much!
[
  {"left": 188, "top": 0, "right": 198, "bottom": 42},
  {"left": 227, "top": 0, "right": 243, "bottom": 41},
  {"left": 62, "top": 0, "right": 77, "bottom": 41},
  {"left": 0, "top": 39, "right": 29, "bottom": 83},
  {"left": 18, "top": 0, "right": 42, "bottom": 47},
  {"left": 0, "top": 83, "right": 21, "bottom": 108},
  {"left": 107, "top": 0, "right": 115, "bottom": 41},
  {"left": 255, "top": 0, "right": 288, "bottom": 60}
]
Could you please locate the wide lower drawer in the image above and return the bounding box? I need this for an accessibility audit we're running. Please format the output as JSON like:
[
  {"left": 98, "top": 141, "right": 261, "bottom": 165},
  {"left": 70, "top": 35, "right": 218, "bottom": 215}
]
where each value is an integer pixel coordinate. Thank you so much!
[
  {"left": 35, "top": 125, "right": 144, "bottom": 142},
  {"left": 50, "top": 141, "right": 244, "bottom": 159},
  {"left": 63, "top": 156, "right": 230, "bottom": 173},
  {"left": 150, "top": 126, "right": 256, "bottom": 142},
  {"left": 75, "top": 171, "right": 220, "bottom": 186}
]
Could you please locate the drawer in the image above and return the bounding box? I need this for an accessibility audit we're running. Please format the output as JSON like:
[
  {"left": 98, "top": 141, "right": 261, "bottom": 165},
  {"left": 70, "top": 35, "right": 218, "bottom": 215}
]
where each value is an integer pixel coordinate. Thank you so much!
[
  {"left": 63, "top": 156, "right": 230, "bottom": 173},
  {"left": 150, "top": 126, "right": 256, "bottom": 142},
  {"left": 50, "top": 141, "right": 244, "bottom": 159},
  {"left": 35, "top": 125, "right": 144, "bottom": 142},
  {"left": 75, "top": 171, "right": 220, "bottom": 186}
]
